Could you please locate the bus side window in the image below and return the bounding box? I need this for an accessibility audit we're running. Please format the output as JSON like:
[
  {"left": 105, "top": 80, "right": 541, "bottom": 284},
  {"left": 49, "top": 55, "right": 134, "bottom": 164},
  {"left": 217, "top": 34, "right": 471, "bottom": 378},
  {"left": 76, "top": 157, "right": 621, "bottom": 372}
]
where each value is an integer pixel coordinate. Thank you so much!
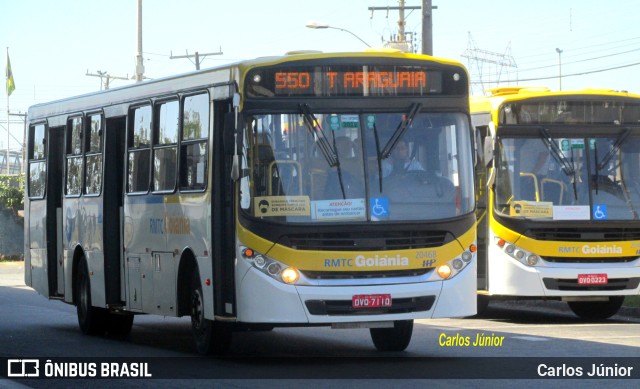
[
  {"left": 127, "top": 105, "right": 152, "bottom": 193},
  {"left": 28, "top": 123, "right": 47, "bottom": 198},
  {"left": 180, "top": 93, "right": 209, "bottom": 191},
  {"left": 84, "top": 114, "right": 103, "bottom": 195},
  {"left": 153, "top": 100, "right": 178, "bottom": 192},
  {"left": 66, "top": 117, "right": 83, "bottom": 196}
]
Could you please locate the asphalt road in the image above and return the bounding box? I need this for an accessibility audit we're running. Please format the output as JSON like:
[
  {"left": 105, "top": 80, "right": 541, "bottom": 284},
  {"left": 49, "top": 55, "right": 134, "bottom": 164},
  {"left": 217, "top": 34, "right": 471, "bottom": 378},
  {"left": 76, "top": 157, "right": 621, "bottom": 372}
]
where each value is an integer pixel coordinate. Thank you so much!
[{"left": 1, "top": 261, "right": 639, "bottom": 388}]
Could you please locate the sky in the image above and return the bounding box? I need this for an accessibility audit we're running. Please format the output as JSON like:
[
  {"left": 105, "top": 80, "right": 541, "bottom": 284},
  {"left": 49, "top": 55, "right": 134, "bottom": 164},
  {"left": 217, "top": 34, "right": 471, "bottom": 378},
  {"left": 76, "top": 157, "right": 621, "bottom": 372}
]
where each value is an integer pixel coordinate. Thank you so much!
[{"left": 2, "top": 0, "right": 639, "bottom": 151}]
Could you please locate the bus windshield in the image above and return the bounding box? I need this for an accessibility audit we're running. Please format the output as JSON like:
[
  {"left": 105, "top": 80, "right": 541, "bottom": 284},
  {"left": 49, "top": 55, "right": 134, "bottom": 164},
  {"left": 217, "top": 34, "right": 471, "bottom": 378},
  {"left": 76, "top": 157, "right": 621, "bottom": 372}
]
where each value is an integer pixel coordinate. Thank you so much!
[
  {"left": 495, "top": 134, "right": 640, "bottom": 220},
  {"left": 240, "top": 111, "right": 474, "bottom": 223}
]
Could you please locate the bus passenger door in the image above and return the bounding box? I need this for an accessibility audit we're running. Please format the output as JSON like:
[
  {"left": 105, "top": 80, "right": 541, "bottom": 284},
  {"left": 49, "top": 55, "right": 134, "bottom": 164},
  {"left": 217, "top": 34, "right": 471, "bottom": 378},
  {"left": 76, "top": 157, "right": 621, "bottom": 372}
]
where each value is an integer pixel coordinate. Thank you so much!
[
  {"left": 46, "top": 125, "right": 65, "bottom": 297},
  {"left": 103, "top": 116, "right": 126, "bottom": 305},
  {"left": 212, "top": 99, "right": 237, "bottom": 317}
]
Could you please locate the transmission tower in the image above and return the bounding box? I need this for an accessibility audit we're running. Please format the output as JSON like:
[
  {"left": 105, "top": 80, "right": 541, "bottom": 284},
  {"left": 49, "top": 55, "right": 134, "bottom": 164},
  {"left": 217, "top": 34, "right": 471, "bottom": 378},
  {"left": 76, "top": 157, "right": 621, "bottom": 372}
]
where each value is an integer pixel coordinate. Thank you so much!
[{"left": 461, "top": 32, "right": 517, "bottom": 95}]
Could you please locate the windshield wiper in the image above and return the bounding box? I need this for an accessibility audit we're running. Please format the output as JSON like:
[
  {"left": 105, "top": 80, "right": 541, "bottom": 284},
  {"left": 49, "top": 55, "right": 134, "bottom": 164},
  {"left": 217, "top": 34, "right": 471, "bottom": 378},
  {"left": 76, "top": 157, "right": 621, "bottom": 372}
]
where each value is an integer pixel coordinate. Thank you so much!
[
  {"left": 299, "top": 104, "right": 338, "bottom": 167},
  {"left": 330, "top": 131, "right": 347, "bottom": 199},
  {"left": 596, "top": 128, "right": 630, "bottom": 171},
  {"left": 593, "top": 129, "right": 637, "bottom": 219},
  {"left": 380, "top": 103, "right": 422, "bottom": 160},
  {"left": 539, "top": 128, "right": 578, "bottom": 200},
  {"left": 372, "top": 122, "right": 383, "bottom": 193}
]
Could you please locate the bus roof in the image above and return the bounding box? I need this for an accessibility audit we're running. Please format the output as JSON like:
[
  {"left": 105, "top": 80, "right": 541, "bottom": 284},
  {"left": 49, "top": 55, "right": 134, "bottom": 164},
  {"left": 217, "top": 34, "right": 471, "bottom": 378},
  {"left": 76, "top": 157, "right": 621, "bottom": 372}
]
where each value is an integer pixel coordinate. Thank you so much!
[
  {"left": 471, "top": 86, "right": 640, "bottom": 115},
  {"left": 29, "top": 50, "right": 468, "bottom": 123}
]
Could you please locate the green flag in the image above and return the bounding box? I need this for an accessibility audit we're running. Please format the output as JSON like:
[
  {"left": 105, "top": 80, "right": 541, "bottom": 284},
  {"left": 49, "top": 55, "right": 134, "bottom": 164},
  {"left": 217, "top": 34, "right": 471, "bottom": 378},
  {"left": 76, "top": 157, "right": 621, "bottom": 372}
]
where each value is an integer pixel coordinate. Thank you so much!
[{"left": 6, "top": 53, "right": 15, "bottom": 96}]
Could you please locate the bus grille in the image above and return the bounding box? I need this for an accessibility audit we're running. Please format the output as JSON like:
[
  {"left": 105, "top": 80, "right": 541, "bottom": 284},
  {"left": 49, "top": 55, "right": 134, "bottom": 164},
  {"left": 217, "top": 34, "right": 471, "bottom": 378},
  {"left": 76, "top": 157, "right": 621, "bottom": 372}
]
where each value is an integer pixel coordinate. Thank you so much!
[
  {"left": 527, "top": 227, "right": 640, "bottom": 242},
  {"left": 301, "top": 268, "right": 431, "bottom": 280},
  {"left": 543, "top": 277, "right": 640, "bottom": 291},
  {"left": 541, "top": 256, "right": 637, "bottom": 264},
  {"left": 305, "top": 296, "right": 436, "bottom": 316},
  {"left": 283, "top": 230, "right": 451, "bottom": 251}
]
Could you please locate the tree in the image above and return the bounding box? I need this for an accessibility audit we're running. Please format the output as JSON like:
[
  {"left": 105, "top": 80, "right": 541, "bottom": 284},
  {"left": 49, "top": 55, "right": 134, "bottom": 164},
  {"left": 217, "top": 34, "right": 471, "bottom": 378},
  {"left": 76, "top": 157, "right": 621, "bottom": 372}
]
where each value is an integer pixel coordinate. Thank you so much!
[{"left": 0, "top": 175, "right": 24, "bottom": 217}]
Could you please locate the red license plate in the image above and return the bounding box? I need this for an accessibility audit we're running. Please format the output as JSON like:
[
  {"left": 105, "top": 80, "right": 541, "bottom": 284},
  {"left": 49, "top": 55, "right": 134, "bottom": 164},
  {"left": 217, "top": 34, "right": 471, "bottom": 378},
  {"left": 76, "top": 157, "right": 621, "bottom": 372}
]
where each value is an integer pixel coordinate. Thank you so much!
[
  {"left": 352, "top": 294, "right": 392, "bottom": 308},
  {"left": 577, "top": 273, "right": 608, "bottom": 285}
]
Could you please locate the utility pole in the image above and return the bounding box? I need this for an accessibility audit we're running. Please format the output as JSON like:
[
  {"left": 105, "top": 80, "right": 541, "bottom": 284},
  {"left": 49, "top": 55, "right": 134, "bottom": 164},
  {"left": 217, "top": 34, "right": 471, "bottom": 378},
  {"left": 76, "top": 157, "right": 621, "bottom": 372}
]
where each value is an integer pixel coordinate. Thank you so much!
[
  {"left": 421, "top": 0, "right": 435, "bottom": 55},
  {"left": 555, "top": 48, "right": 563, "bottom": 91},
  {"left": 86, "top": 70, "right": 129, "bottom": 90},
  {"left": 369, "top": 1, "right": 435, "bottom": 54},
  {"left": 170, "top": 48, "right": 223, "bottom": 70},
  {"left": 134, "top": 0, "right": 145, "bottom": 82}
]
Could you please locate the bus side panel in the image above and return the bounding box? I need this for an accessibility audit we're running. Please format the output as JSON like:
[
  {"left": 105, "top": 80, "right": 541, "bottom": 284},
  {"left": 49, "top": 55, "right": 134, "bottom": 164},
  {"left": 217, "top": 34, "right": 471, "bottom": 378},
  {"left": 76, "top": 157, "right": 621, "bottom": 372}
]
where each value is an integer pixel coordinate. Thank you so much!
[
  {"left": 27, "top": 200, "right": 49, "bottom": 297},
  {"left": 124, "top": 198, "right": 166, "bottom": 312},
  {"left": 78, "top": 197, "right": 106, "bottom": 308},
  {"left": 196, "top": 255, "right": 214, "bottom": 320}
]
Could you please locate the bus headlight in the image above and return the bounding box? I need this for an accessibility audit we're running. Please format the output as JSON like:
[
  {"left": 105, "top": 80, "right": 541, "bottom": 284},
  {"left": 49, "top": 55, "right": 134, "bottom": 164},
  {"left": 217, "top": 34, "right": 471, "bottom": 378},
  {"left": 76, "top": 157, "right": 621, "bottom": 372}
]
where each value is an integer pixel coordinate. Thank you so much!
[
  {"left": 240, "top": 246, "right": 302, "bottom": 284},
  {"left": 437, "top": 265, "right": 452, "bottom": 279},
  {"left": 495, "top": 237, "right": 540, "bottom": 267},
  {"left": 431, "top": 243, "right": 476, "bottom": 281},
  {"left": 281, "top": 267, "right": 300, "bottom": 284}
]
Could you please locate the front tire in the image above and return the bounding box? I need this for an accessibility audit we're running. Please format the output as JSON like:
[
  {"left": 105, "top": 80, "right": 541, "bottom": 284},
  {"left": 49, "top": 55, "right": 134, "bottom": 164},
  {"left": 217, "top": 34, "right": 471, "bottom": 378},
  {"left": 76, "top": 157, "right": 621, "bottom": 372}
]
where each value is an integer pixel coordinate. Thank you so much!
[
  {"left": 476, "top": 295, "right": 491, "bottom": 317},
  {"left": 370, "top": 320, "right": 413, "bottom": 351},
  {"left": 76, "top": 258, "right": 108, "bottom": 335},
  {"left": 190, "top": 268, "right": 231, "bottom": 354},
  {"left": 567, "top": 297, "right": 624, "bottom": 320}
]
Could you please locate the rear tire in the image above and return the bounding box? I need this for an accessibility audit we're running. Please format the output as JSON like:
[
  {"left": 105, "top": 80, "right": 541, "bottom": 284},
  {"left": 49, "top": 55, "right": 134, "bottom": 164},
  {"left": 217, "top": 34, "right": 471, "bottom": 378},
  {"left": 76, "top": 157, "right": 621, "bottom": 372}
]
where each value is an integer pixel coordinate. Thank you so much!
[
  {"left": 106, "top": 312, "right": 134, "bottom": 337},
  {"left": 370, "top": 320, "right": 413, "bottom": 351},
  {"left": 190, "top": 268, "right": 231, "bottom": 355},
  {"left": 567, "top": 296, "right": 624, "bottom": 320},
  {"left": 76, "top": 258, "right": 108, "bottom": 335}
]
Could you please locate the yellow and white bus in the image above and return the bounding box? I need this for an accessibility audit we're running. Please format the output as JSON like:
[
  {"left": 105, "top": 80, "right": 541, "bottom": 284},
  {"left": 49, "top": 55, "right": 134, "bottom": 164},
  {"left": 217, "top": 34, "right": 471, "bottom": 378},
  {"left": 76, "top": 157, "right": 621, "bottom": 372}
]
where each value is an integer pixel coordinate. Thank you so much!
[
  {"left": 472, "top": 86, "right": 640, "bottom": 319},
  {"left": 25, "top": 50, "right": 477, "bottom": 354}
]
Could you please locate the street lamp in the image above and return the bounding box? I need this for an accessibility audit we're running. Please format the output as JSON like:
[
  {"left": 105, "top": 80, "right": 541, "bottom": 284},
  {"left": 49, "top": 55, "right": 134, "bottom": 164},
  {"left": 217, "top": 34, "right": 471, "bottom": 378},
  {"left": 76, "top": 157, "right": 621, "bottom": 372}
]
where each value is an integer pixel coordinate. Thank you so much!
[
  {"left": 305, "top": 21, "right": 371, "bottom": 48},
  {"left": 555, "top": 48, "right": 563, "bottom": 91}
]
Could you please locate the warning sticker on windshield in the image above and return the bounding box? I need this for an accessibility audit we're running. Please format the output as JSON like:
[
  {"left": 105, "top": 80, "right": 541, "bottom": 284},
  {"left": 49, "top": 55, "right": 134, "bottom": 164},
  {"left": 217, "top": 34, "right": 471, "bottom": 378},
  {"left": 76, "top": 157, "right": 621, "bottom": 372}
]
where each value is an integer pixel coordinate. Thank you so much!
[
  {"left": 510, "top": 201, "right": 553, "bottom": 218},
  {"left": 255, "top": 196, "right": 310, "bottom": 217},
  {"left": 311, "top": 199, "right": 366, "bottom": 220}
]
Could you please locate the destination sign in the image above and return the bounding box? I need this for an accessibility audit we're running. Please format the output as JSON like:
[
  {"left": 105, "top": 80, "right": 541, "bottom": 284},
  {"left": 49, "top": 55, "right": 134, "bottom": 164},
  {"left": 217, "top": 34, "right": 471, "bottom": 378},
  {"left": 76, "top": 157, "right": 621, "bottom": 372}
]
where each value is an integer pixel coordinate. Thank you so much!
[{"left": 246, "top": 65, "right": 447, "bottom": 97}]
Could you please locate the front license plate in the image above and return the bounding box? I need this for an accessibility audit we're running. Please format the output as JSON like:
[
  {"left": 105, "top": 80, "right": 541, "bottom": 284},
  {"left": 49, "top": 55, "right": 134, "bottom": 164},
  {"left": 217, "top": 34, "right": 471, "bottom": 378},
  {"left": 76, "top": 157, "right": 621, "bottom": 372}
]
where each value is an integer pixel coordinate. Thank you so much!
[
  {"left": 577, "top": 273, "right": 608, "bottom": 285},
  {"left": 352, "top": 294, "right": 392, "bottom": 308}
]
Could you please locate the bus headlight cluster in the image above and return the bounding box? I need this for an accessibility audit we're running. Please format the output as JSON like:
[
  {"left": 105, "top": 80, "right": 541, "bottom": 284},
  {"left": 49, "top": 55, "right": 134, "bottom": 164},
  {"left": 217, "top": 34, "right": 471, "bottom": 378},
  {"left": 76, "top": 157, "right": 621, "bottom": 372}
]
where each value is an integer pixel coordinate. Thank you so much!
[
  {"left": 240, "top": 246, "right": 300, "bottom": 284},
  {"left": 433, "top": 243, "right": 476, "bottom": 280},
  {"left": 495, "top": 237, "right": 539, "bottom": 266}
]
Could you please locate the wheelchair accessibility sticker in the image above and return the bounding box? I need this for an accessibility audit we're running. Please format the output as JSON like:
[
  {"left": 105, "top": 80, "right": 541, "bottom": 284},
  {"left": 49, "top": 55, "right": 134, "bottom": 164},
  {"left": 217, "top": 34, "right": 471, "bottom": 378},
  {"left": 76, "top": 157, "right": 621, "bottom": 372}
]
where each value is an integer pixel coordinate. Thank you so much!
[
  {"left": 371, "top": 197, "right": 389, "bottom": 220},
  {"left": 593, "top": 205, "right": 608, "bottom": 220}
]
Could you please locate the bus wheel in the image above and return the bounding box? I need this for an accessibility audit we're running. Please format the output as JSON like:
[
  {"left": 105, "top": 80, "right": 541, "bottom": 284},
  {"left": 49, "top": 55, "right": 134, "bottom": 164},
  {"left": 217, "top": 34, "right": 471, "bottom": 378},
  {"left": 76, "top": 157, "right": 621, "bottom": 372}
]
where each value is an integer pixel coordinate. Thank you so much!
[
  {"left": 76, "top": 258, "right": 107, "bottom": 335},
  {"left": 567, "top": 297, "right": 625, "bottom": 320},
  {"left": 476, "top": 295, "right": 491, "bottom": 316},
  {"left": 106, "top": 312, "right": 134, "bottom": 337},
  {"left": 370, "top": 320, "right": 413, "bottom": 351},
  {"left": 190, "top": 269, "right": 231, "bottom": 355}
]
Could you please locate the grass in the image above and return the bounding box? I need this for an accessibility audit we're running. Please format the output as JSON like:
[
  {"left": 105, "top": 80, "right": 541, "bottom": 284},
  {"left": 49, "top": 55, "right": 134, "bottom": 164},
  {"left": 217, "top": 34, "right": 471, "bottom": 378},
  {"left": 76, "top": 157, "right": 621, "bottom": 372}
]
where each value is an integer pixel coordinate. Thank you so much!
[
  {"left": 624, "top": 295, "right": 640, "bottom": 308},
  {"left": 0, "top": 254, "right": 23, "bottom": 262}
]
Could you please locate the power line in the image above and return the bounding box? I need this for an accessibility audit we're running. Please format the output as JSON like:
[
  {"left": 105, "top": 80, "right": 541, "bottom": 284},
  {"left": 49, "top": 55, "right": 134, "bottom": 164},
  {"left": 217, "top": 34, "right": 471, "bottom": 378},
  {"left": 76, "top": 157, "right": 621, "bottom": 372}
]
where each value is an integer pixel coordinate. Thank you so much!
[
  {"left": 85, "top": 70, "right": 130, "bottom": 90},
  {"left": 471, "top": 61, "right": 640, "bottom": 84},
  {"left": 515, "top": 47, "right": 640, "bottom": 74},
  {"left": 170, "top": 48, "right": 223, "bottom": 70}
]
